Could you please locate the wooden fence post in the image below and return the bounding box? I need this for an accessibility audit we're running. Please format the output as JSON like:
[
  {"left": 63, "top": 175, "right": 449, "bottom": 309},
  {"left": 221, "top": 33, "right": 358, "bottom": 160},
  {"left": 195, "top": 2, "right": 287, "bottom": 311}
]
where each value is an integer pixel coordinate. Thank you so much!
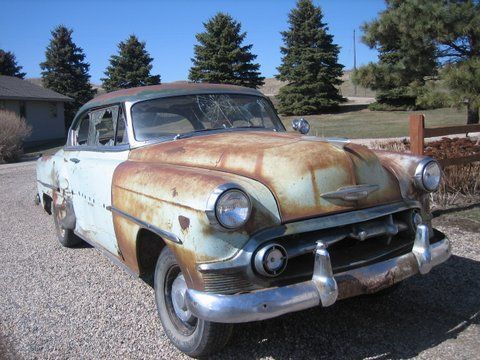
[{"left": 409, "top": 114, "right": 425, "bottom": 155}]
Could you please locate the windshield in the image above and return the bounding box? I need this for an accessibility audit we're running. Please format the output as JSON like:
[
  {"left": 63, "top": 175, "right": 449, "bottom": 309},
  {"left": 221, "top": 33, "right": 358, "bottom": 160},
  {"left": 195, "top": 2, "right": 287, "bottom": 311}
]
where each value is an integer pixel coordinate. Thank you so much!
[{"left": 130, "top": 94, "right": 284, "bottom": 142}]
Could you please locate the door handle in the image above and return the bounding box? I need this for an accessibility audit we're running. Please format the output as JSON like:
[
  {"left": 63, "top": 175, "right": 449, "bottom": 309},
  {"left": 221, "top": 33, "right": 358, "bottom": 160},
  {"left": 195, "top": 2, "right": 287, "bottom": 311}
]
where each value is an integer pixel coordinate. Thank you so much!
[{"left": 70, "top": 158, "right": 80, "bottom": 164}]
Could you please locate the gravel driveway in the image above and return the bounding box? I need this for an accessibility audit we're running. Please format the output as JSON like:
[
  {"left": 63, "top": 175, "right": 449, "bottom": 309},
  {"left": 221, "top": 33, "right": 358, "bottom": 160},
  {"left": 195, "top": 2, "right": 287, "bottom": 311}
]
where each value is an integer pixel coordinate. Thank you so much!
[{"left": 1, "top": 161, "right": 479, "bottom": 359}]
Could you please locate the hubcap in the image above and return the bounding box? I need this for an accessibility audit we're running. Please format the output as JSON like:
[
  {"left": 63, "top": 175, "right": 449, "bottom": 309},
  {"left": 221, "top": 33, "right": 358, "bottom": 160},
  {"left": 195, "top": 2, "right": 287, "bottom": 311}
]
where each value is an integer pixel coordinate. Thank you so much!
[{"left": 171, "top": 273, "right": 194, "bottom": 324}]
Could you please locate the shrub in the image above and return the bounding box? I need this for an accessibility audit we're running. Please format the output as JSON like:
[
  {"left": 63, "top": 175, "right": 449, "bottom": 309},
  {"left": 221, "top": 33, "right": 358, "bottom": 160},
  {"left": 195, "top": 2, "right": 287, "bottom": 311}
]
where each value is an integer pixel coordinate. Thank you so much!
[
  {"left": 0, "top": 110, "right": 31, "bottom": 163},
  {"left": 368, "top": 102, "right": 414, "bottom": 111}
]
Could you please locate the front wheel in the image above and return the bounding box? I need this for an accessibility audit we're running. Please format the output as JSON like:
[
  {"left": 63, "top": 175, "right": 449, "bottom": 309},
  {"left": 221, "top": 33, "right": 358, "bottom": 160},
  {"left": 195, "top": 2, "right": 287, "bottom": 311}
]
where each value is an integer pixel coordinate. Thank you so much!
[{"left": 154, "top": 247, "right": 233, "bottom": 357}]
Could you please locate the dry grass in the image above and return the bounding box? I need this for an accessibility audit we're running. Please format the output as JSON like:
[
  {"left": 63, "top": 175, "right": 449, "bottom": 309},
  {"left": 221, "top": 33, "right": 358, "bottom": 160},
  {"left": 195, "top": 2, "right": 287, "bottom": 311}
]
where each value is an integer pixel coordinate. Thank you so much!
[
  {"left": 0, "top": 110, "right": 31, "bottom": 163},
  {"left": 370, "top": 139, "right": 480, "bottom": 208}
]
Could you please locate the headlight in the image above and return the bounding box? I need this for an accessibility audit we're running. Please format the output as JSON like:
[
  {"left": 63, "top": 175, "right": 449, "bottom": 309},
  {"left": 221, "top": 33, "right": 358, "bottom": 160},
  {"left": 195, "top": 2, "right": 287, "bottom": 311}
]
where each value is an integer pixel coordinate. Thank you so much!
[
  {"left": 414, "top": 159, "right": 441, "bottom": 192},
  {"left": 213, "top": 188, "right": 251, "bottom": 229}
]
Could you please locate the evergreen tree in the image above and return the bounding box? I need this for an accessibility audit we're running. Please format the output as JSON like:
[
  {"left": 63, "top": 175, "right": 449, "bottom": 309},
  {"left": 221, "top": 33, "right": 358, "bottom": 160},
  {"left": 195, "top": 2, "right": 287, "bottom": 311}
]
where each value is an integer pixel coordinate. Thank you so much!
[
  {"left": 354, "top": 1, "right": 438, "bottom": 109},
  {"left": 189, "top": 12, "right": 264, "bottom": 88},
  {"left": 356, "top": 0, "right": 480, "bottom": 122},
  {"left": 40, "top": 25, "right": 95, "bottom": 128},
  {"left": 0, "top": 50, "right": 26, "bottom": 78},
  {"left": 102, "top": 35, "right": 160, "bottom": 92},
  {"left": 276, "top": 0, "right": 344, "bottom": 115}
]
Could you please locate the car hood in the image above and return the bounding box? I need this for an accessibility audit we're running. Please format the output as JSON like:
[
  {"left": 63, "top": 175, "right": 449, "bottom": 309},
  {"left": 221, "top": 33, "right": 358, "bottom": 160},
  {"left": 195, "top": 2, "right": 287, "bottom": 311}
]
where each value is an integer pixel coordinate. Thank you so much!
[{"left": 128, "top": 131, "right": 402, "bottom": 222}]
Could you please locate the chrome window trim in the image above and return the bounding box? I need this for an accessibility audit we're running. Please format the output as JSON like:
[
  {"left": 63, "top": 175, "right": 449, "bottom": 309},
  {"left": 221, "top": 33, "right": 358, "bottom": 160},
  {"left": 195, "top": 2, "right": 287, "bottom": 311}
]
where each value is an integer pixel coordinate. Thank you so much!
[
  {"left": 67, "top": 103, "right": 131, "bottom": 150},
  {"left": 125, "top": 93, "right": 287, "bottom": 149},
  {"left": 64, "top": 144, "right": 131, "bottom": 153}
]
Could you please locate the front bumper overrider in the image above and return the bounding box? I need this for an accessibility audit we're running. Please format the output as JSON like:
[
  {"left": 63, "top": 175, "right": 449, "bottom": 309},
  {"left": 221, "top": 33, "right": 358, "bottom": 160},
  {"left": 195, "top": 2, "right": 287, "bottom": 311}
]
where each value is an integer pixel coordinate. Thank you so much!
[{"left": 185, "top": 225, "right": 451, "bottom": 323}]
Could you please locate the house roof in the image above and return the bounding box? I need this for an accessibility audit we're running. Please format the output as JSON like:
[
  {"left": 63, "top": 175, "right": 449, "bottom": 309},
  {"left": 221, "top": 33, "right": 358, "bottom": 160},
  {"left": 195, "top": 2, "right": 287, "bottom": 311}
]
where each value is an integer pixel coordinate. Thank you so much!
[
  {"left": 79, "top": 82, "right": 263, "bottom": 113},
  {"left": 0, "top": 75, "right": 72, "bottom": 102}
]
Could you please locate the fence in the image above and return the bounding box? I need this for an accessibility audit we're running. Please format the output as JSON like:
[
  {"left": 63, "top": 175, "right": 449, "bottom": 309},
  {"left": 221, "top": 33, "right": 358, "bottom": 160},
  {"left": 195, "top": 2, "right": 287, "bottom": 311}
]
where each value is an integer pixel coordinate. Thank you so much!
[{"left": 409, "top": 114, "right": 480, "bottom": 166}]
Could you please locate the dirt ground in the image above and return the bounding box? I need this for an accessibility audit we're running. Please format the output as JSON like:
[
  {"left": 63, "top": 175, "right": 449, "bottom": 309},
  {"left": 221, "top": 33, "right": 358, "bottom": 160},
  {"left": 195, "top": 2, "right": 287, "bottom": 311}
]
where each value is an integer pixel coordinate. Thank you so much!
[{"left": 0, "top": 161, "right": 479, "bottom": 359}]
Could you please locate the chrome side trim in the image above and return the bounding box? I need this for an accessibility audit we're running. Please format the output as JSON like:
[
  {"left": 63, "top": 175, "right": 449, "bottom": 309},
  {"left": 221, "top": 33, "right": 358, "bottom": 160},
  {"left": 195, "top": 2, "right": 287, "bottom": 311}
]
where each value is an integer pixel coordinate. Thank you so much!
[
  {"left": 107, "top": 205, "right": 182, "bottom": 244},
  {"left": 37, "top": 180, "right": 59, "bottom": 192},
  {"left": 186, "top": 233, "right": 451, "bottom": 323}
]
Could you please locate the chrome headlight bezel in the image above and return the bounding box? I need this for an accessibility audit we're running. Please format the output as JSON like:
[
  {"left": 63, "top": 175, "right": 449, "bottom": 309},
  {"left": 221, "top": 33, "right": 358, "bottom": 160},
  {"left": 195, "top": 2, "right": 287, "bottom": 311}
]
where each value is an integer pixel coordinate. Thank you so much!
[
  {"left": 206, "top": 183, "right": 252, "bottom": 230},
  {"left": 414, "top": 158, "right": 441, "bottom": 192}
]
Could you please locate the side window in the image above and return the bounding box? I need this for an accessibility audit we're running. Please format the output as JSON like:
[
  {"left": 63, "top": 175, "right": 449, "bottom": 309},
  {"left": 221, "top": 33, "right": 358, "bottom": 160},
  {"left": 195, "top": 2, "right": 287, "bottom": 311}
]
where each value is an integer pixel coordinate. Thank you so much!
[
  {"left": 88, "top": 106, "right": 118, "bottom": 146},
  {"left": 76, "top": 113, "right": 90, "bottom": 146},
  {"left": 115, "top": 107, "right": 128, "bottom": 145},
  {"left": 72, "top": 105, "right": 128, "bottom": 148}
]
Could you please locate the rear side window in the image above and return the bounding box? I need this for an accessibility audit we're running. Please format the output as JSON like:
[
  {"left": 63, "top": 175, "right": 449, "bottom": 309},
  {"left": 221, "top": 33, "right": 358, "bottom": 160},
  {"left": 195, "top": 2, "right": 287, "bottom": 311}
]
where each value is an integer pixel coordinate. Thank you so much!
[
  {"left": 73, "top": 105, "right": 125, "bottom": 147},
  {"left": 76, "top": 113, "right": 90, "bottom": 146},
  {"left": 88, "top": 107, "right": 118, "bottom": 146}
]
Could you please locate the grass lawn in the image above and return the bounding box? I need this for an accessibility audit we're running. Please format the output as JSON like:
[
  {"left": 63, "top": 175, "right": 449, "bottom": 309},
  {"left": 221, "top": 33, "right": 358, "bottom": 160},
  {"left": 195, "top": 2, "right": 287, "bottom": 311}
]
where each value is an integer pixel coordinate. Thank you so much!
[{"left": 280, "top": 106, "right": 468, "bottom": 139}]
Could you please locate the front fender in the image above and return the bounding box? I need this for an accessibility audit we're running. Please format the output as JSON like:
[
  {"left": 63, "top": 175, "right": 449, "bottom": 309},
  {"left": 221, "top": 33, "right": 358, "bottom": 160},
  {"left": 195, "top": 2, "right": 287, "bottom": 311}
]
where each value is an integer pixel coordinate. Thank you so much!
[{"left": 111, "top": 161, "right": 281, "bottom": 290}]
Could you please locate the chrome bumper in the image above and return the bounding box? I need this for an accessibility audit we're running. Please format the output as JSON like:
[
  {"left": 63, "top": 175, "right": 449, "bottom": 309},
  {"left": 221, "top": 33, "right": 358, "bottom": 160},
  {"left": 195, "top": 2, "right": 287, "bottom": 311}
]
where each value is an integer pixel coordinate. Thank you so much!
[{"left": 186, "top": 225, "right": 451, "bottom": 323}]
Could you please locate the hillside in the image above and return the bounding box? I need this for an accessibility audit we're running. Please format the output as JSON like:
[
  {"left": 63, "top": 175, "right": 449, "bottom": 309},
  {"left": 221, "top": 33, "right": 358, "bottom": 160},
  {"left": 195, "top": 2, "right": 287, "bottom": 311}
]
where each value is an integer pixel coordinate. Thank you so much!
[
  {"left": 27, "top": 71, "right": 375, "bottom": 100},
  {"left": 258, "top": 71, "right": 375, "bottom": 98}
]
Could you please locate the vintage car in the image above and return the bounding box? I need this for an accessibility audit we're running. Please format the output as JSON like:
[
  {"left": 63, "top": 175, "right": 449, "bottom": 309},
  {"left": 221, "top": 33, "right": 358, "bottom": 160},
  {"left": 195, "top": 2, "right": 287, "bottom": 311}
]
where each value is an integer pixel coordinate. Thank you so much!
[{"left": 36, "top": 83, "right": 451, "bottom": 357}]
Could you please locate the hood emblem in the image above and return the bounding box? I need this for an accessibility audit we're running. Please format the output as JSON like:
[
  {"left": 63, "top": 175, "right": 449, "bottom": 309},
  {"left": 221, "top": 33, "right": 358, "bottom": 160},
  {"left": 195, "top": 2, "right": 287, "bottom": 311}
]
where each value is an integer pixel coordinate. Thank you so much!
[{"left": 321, "top": 184, "right": 380, "bottom": 201}]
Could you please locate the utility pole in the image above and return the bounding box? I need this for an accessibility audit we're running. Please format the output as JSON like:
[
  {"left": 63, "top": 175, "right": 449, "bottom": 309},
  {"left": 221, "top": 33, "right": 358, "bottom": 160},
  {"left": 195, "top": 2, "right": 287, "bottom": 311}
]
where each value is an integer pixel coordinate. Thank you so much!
[{"left": 353, "top": 29, "right": 357, "bottom": 96}]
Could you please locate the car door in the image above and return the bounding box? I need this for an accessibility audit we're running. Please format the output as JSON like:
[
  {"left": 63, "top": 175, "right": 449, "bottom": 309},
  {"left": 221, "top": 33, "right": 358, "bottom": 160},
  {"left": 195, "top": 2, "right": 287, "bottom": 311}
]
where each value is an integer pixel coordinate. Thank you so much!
[{"left": 67, "top": 105, "right": 130, "bottom": 256}]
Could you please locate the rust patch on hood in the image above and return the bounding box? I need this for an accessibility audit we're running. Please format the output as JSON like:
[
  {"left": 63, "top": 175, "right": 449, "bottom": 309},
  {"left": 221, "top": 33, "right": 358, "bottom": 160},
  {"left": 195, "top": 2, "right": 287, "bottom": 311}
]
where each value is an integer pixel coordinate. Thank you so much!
[{"left": 129, "top": 131, "right": 403, "bottom": 222}]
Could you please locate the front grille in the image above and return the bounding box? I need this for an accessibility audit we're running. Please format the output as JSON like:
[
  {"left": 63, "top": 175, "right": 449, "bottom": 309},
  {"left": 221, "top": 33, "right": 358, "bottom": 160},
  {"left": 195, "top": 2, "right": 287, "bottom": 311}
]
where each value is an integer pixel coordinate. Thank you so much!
[
  {"left": 266, "top": 208, "right": 418, "bottom": 287},
  {"left": 203, "top": 272, "right": 257, "bottom": 295}
]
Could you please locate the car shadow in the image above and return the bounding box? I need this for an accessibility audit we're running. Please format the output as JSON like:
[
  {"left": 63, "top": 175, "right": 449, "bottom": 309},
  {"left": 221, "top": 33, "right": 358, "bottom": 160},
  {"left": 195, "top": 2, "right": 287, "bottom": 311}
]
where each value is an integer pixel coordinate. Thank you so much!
[{"left": 215, "top": 255, "right": 480, "bottom": 359}]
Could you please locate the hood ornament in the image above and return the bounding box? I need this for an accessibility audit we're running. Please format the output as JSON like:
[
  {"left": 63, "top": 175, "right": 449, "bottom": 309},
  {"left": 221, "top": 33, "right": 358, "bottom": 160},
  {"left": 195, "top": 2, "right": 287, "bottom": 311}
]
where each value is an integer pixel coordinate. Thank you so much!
[{"left": 321, "top": 184, "right": 379, "bottom": 201}]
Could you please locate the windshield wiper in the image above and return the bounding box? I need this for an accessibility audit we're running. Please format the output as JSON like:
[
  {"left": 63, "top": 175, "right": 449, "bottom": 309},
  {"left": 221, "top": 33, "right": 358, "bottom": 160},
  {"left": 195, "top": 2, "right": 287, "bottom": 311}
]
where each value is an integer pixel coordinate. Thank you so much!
[
  {"left": 174, "top": 127, "right": 225, "bottom": 140},
  {"left": 233, "top": 126, "right": 268, "bottom": 129},
  {"left": 174, "top": 126, "right": 270, "bottom": 140}
]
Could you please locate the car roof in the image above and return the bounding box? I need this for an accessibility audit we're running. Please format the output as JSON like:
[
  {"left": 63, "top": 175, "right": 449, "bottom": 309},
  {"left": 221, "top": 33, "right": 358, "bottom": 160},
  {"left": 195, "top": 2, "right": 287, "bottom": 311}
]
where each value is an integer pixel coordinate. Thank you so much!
[{"left": 78, "top": 82, "right": 264, "bottom": 113}]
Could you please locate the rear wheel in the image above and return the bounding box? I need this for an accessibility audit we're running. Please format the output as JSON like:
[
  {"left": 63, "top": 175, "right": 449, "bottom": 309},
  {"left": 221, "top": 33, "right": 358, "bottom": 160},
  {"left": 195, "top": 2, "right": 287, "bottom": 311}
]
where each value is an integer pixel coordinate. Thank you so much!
[
  {"left": 154, "top": 247, "right": 233, "bottom": 357},
  {"left": 53, "top": 204, "right": 82, "bottom": 247}
]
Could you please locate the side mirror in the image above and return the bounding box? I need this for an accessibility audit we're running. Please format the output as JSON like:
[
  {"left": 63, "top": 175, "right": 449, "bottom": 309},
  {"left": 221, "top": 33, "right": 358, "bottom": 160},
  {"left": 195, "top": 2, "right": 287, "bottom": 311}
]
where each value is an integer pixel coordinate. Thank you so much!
[{"left": 292, "top": 118, "right": 310, "bottom": 135}]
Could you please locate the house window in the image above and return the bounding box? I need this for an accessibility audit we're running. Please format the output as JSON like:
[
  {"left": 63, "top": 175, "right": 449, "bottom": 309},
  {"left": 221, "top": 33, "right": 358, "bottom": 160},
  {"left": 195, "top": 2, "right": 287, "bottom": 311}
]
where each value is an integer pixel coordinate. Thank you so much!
[
  {"left": 0, "top": 100, "right": 5, "bottom": 110},
  {"left": 19, "top": 101, "right": 26, "bottom": 119},
  {"left": 49, "top": 102, "right": 58, "bottom": 118}
]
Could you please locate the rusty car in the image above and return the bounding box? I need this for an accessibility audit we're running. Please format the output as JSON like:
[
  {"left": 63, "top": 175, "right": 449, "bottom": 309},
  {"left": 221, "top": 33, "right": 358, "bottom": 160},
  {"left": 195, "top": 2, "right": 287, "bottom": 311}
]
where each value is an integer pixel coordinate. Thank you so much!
[{"left": 36, "top": 83, "right": 451, "bottom": 357}]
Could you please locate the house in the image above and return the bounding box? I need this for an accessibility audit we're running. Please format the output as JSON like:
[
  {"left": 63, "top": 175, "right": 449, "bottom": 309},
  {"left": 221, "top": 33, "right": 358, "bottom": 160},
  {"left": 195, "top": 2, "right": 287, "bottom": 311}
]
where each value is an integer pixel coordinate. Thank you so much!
[{"left": 0, "top": 75, "right": 71, "bottom": 147}]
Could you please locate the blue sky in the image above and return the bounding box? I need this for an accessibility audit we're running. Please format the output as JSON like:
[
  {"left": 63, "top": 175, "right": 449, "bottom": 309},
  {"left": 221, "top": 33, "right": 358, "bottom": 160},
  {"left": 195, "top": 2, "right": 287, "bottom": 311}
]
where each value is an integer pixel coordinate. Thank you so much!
[{"left": 0, "top": 0, "right": 386, "bottom": 84}]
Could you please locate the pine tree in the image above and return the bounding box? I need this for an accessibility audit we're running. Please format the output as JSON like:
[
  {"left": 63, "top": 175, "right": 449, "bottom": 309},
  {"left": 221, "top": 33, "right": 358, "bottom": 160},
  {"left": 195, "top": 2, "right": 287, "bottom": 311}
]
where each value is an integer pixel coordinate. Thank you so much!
[
  {"left": 102, "top": 35, "right": 160, "bottom": 92},
  {"left": 353, "top": 1, "right": 438, "bottom": 109},
  {"left": 0, "top": 50, "right": 26, "bottom": 78},
  {"left": 356, "top": 0, "right": 480, "bottom": 122},
  {"left": 276, "top": 0, "right": 344, "bottom": 115},
  {"left": 189, "top": 12, "right": 264, "bottom": 88},
  {"left": 40, "top": 25, "right": 95, "bottom": 128}
]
